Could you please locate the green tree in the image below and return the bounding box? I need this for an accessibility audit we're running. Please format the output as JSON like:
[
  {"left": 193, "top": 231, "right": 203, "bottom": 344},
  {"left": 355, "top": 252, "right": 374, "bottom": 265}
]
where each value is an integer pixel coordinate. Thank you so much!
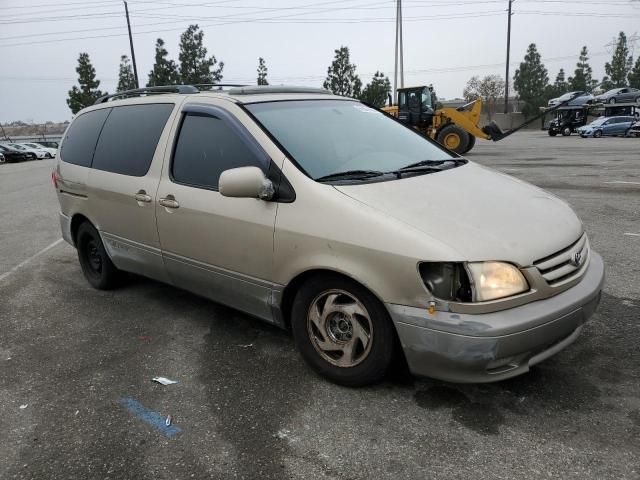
[
  {"left": 513, "top": 43, "right": 549, "bottom": 117},
  {"left": 117, "top": 55, "right": 135, "bottom": 92},
  {"left": 147, "top": 38, "right": 180, "bottom": 86},
  {"left": 568, "top": 46, "right": 596, "bottom": 91},
  {"left": 178, "top": 24, "right": 223, "bottom": 85},
  {"left": 604, "top": 32, "right": 633, "bottom": 88},
  {"left": 67, "top": 52, "right": 104, "bottom": 114},
  {"left": 629, "top": 57, "right": 640, "bottom": 89},
  {"left": 359, "top": 71, "right": 391, "bottom": 108},
  {"left": 554, "top": 68, "right": 567, "bottom": 91},
  {"left": 323, "top": 46, "right": 362, "bottom": 97},
  {"left": 257, "top": 57, "right": 268, "bottom": 85}
]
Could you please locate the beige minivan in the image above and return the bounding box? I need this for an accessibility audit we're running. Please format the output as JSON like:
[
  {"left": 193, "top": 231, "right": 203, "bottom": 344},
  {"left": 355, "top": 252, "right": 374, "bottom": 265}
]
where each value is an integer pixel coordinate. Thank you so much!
[{"left": 54, "top": 85, "right": 604, "bottom": 386}]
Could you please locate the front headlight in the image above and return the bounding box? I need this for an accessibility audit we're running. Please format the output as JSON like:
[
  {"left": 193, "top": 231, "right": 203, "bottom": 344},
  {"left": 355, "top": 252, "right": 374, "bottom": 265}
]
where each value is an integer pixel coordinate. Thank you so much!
[{"left": 466, "top": 262, "right": 528, "bottom": 301}]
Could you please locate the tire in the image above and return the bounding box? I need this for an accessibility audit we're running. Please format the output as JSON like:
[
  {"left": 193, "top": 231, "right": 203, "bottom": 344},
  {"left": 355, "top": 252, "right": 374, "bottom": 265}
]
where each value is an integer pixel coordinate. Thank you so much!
[
  {"left": 609, "top": 97, "right": 616, "bottom": 104},
  {"left": 291, "top": 274, "right": 396, "bottom": 387},
  {"left": 548, "top": 130, "right": 558, "bottom": 137},
  {"left": 461, "top": 134, "right": 476, "bottom": 154},
  {"left": 436, "top": 124, "right": 469, "bottom": 154},
  {"left": 594, "top": 130, "right": 603, "bottom": 138},
  {"left": 625, "top": 129, "right": 632, "bottom": 138},
  {"left": 76, "top": 222, "right": 121, "bottom": 290},
  {"left": 561, "top": 127, "right": 571, "bottom": 136},
  {"left": 636, "top": 97, "right": 640, "bottom": 104}
]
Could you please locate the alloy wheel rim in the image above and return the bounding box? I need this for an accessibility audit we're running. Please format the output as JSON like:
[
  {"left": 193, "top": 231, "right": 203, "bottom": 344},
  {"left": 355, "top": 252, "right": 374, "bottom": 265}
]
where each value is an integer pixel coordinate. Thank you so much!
[{"left": 307, "top": 289, "right": 373, "bottom": 368}]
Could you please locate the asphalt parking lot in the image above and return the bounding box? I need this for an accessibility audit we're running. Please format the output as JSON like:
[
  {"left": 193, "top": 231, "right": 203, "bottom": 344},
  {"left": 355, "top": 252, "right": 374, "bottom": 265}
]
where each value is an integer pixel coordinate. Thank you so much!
[{"left": 1, "top": 131, "right": 639, "bottom": 480}]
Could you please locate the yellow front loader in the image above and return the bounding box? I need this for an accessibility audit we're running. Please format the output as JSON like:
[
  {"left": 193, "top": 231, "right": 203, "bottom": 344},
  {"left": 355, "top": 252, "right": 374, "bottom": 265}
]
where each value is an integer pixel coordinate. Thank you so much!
[{"left": 382, "top": 86, "right": 575, "bottom": 154}]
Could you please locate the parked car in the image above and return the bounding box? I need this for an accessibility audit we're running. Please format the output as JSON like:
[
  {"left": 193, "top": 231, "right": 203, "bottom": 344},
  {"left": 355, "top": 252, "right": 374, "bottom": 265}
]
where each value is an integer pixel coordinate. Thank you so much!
[
  {"left": 595, "top": 87, "right": 640, "bottom": 104},
  {"left": 21, "top": 142, "right": 57, "bottom": 157},
  {"left": 0, "top": 152, "right": 4, "bottom": 163},
  {"left": 627, "top": 119, "right": 640, "bottom": 137},
  {"left": 576, "top": 116, "right": 636, "bottom": 137},
  {"left": 54, "top": 85, "right": 604, "bottom": 386},
  {"left": 36, "top": 141, "right": 60, "bottom": 149},
  {"left": 0, "top": 144, "right": 33, "bottom": 161},
  {"left": 548, "top": 91, "right": 594, "bottom": 107},
  {"left": 7, "top": 143, "right": 49, "bottom": 159}
]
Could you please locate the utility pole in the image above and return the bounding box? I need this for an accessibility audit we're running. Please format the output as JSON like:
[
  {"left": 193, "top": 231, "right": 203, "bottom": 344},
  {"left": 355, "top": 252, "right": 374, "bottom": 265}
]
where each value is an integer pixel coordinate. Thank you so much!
[
  {"left": 393, "top": 0, "right": 404, "bottom": 101},
  {"left": 504, "top": 0, "right": 513, "bottom": 114},
  {"left": 124, "top": 1, "right": 139, "bottom": 89}
]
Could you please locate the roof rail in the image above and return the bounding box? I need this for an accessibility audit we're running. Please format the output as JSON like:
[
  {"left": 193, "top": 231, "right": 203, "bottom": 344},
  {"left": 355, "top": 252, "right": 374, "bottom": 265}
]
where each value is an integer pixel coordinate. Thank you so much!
[
  {"left": 229, "top": 85, "right": 332, "bottom": 96},
  {"left": 194, "top": 83, "right": 250, "bottom": 90},
  {"left": 94, "top": 85, "right": 199, "bottom": 105}
]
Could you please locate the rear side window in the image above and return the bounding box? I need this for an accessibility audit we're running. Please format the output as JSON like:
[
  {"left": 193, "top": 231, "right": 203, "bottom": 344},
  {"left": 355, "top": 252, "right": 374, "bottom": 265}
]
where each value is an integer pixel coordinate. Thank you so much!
[
  {"left": 60, "top": 108, "right": 110, "bottom": 167},
  {"left": 92, "top": 103, "right": 174, "bottom": 176},
  {"left": 172, "top": 113, "right": 265, "bottom": 190}
]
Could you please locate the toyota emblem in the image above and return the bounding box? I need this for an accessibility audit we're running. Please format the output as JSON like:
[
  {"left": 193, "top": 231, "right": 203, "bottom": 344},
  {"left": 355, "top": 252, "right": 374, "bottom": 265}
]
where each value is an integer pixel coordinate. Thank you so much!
[{"left": 571, "top": 251, "right": 582, "bottom": 266}]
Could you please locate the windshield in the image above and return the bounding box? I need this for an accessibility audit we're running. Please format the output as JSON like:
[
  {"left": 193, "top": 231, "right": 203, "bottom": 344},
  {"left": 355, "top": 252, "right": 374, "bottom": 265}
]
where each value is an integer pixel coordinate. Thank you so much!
[
  {"left": 10, "top": 144, "right": 26, "bottom": 150},
  {"left": 589, "top": 118, "right": 607, "bottom": 126},
  {"left": 245, "top": 100, "right": 453, "bottom": 180}
]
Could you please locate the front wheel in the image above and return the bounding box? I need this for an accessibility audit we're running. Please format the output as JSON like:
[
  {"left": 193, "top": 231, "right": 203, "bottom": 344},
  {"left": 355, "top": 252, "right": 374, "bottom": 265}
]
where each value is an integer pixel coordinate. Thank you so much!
[
  {"left": 594, "top": 130, "right": 603, "bottom": 138},
  {"left": 548, "top": 130, "right": 558, "bottom": 137},
  {"left": 436, "top": 124, "right": 469, "bottom": 154},
  {"left": 561, "top": 127, "right": 571, "bottom": 136},
  {"left": 76, "top": 222, "right": 121, "bottom": 290},
  {"left": 609, "top": 98, "right": 616, "bottom": 104},
  {"left": 291, "top": 275, "right": 396, "bottom": 387}
]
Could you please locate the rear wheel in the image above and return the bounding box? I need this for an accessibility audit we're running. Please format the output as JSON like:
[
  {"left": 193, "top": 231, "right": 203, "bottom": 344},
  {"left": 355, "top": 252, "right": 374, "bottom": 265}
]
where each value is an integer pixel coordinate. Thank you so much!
[
  {"left": 291, "top": 274, "right": 396, "bottom": 387},
  {"left": 548, "top": 130, "right": 558, "bottom": 137},
  {"left": 436, "top": 124, "right": 469, "bottom": 154},
  {"left": 76, "top": 222, "right": 121, "bottom": 290}
]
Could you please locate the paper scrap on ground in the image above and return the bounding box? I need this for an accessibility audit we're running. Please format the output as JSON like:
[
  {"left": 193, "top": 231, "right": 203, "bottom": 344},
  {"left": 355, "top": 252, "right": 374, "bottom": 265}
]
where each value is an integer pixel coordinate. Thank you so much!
[
  {"left": 19, "top": 404, "right": 28, "bottom": 409},
  {"left": 152, "top": 377, "right": 178, "bottom": 386}
]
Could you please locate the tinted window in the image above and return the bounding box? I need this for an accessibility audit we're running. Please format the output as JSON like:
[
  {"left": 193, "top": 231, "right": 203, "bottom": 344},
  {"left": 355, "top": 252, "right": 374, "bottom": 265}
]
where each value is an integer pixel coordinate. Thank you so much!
[
  {"left": 172, "top": 113, "right": 265, "bottom": 190},
  {"left": 60, "top": 108, "right": 110, "bottom": 167},
  {"left": 91, "top": 103, "right": 173, "bottom": 176}
]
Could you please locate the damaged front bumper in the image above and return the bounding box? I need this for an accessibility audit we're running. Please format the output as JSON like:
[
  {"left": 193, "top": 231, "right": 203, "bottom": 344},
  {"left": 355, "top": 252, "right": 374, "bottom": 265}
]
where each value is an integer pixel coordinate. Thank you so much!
[{"left": 387, "top": 252, "right": 604, "bottom": 383}]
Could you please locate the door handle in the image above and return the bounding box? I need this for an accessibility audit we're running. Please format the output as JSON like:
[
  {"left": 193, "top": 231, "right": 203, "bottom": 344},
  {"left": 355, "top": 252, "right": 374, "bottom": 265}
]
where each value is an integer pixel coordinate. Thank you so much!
[
  {"left": 159, "top": 196, "right": 179, "bottom": 209},
  {"left": 134, "top": 190, "right": 152, "bottom": 203}
]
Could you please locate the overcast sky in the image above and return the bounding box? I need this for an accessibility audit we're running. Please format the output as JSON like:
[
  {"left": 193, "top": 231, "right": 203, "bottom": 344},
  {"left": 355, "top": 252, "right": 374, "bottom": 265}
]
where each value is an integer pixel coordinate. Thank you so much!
[{"left": 1, "top": 0, "right": 640, "bottom": 123}]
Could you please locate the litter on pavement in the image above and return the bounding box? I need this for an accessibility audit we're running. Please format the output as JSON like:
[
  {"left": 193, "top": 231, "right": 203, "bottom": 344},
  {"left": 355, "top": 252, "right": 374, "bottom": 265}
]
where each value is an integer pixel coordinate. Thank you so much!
[{"left": 152, "top": 377, "right": 178, "bottom": 385}]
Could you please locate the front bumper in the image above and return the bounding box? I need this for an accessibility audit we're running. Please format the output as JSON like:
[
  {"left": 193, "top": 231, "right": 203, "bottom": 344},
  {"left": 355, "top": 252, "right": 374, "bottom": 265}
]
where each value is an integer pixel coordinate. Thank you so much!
[{"left": 387, "top": 252, "right": 604, "bottom": 383}]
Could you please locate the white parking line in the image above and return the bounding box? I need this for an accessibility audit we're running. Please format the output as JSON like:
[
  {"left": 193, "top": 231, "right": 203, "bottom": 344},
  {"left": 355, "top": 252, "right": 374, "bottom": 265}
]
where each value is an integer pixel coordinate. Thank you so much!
[
  {"left": 0, "top": 239, "right": 63, "bottom": 283},
  {"left": 604, "top": 181, "right": 640, "bottom": 185},
  {"left": 624, "top": 233, "right": 640, "bottom": 237}
]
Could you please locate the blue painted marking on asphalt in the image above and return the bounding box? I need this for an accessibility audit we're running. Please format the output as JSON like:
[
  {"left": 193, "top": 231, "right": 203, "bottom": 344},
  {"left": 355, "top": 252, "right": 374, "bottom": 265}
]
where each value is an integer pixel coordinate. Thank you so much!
[{"left": 119, "top": 397, "right": 181, "bottom": 438}]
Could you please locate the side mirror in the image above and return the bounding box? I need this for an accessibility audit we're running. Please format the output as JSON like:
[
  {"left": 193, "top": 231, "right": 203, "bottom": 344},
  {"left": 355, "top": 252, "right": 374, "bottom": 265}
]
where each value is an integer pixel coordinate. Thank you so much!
[{"left": 219, "top": 166, "right": 274, "bottom": 200}]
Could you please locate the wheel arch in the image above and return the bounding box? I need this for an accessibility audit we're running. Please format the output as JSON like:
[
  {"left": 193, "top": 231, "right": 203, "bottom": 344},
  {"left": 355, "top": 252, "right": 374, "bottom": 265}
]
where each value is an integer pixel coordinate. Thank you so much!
[
  {"left": 278, "top": 268, "right": 388, "bottom": 330},
  {"left": 70, "top": 213, "right": 93, "bottom": 246}
]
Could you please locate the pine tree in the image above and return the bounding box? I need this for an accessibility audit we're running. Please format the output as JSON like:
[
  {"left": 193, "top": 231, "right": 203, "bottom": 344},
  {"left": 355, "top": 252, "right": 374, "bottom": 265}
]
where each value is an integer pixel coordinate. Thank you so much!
[
  {"left": 568, "top": 46, "right": 596, "bottom": 91},
  {"left": 117, "top": 55, "right": 136, "bottom": 92},
  {"left": 147, "top": 38, "right": 180, "bottom": 86},
  {"left": 178, "top": 25, "right": 223, "bottom": 85},
  {"left": 359, "top": 71, "right": 391, "bottom": 108},
  {"left": 323, "top": 46, "right": 362, "bottom": 98},
  {"left": 629, "top": 57, "right": 640, "bottom": 89},
  {"left": 257, "top": 57, "right": 268, "bottom": 85},
  {"left": 67, "top": 52, "right": 105, "bottom": 114},
  {"left": 554, "top": 69, "right": 567, "bottom": 91},
  {"left": 513, "top": 43, "right": 549, "bottom": 117},
  {"left": 604, "top": 32, "right": 633, "bottom": 88}
]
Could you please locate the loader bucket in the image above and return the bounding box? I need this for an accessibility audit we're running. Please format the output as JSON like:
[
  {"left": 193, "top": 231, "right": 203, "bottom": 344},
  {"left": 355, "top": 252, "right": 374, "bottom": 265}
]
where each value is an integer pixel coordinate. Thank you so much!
[{"left": 482, "top": 121, "right": 507, "bottom": 141}]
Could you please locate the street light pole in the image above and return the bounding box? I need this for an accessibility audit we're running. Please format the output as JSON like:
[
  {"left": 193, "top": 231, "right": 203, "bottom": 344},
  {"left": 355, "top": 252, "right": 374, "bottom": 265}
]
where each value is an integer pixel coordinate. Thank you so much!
[
  {"left": 504, "top": 0, "right": 513, "bottom": 114},
  {"left": 124, "top": 1, "right": 139, "bottom": 89}
]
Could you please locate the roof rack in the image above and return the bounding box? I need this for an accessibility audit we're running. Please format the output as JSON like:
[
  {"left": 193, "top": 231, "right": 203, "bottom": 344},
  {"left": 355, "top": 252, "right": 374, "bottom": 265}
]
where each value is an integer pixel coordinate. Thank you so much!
[
  {"left": 94, "top": 85, "right": 199, "bottom": 104},
  {"left": 228, "top": 85, "right": 332, "bottom": 96},
  {"left": 194, "top": 83, "right": 249, "bottom": 90}
]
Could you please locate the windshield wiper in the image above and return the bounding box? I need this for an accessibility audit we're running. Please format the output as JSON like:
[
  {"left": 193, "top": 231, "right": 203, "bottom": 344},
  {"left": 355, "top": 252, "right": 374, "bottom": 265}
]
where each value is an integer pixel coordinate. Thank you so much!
[
  {"left": 315, "top": 170, "right": 385, "bottom": 182},
  {"left": 399, "top": 159, "right": 465, "bottom": 170}
]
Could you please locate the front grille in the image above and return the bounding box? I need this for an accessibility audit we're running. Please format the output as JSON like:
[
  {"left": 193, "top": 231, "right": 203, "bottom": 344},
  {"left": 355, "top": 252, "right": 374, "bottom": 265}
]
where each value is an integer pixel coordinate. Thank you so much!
[{"left": 534, "top": 234, "right": 589, "bottom": 285}]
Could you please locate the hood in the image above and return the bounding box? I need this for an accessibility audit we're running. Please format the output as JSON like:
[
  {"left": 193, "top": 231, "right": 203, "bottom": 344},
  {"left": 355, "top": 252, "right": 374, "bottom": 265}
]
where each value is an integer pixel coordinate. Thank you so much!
[{"left": 334, "top": 162, "right": 582, "bottom": 266}]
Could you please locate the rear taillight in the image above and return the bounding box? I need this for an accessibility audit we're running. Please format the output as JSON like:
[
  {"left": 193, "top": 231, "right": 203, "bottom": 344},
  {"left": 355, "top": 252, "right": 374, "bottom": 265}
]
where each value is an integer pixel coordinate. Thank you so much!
[{"left": 51, "top": 171, "right": 58, "bottom": 189}]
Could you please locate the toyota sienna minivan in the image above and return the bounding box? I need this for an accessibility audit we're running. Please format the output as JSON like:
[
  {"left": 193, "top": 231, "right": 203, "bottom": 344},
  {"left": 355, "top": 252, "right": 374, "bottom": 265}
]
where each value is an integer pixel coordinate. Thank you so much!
[{"left": 53, "top": 85, "right": 604, "bottom": 386}]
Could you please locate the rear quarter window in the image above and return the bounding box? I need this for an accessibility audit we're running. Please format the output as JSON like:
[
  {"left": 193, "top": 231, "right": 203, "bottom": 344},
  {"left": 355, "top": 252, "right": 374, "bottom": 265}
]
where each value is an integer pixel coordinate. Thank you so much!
[
  {"left": 91, "top": 103, "right": 174, "bottom": 176},
  {"left": 60, "top": 108, "right": 110, "bottom": 167}
]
